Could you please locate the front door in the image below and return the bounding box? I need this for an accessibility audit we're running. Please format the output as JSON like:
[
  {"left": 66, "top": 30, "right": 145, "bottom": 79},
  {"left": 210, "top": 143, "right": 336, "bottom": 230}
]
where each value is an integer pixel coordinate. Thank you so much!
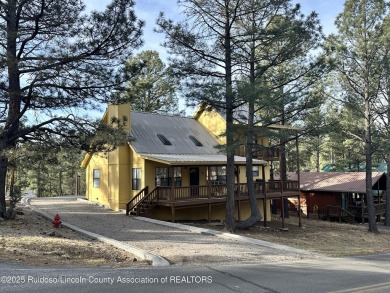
[{"left": 190, "top": 167, "right": 199, "bottom": 197}]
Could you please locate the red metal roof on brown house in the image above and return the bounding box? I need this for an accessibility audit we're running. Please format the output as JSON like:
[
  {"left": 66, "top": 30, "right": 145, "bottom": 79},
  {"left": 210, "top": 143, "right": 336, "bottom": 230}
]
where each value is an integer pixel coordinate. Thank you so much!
[{"left": 287, "top": 172, "right": 385, "bottom": 193}]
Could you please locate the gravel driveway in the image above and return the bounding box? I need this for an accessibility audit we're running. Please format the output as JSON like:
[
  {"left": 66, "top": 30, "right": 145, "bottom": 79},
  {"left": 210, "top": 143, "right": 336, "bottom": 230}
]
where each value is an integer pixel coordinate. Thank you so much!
[{"left": 30, "top": 197, "right": 320, "bottom": 266}]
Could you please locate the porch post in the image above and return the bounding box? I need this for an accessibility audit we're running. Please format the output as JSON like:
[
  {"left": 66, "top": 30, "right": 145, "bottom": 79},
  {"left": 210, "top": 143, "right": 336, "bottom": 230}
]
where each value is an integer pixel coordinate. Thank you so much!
[
  {"left": 262, "top": 165, "right": 267, "bottom": 227},
  {"left": 207, "top": 166, "right": 211, "bottom": 199},
  {"left": 236, "top": 166, "right": 241, "bottom": 221},
  {"left": 171, "top": 204, "right": 175, "bottom": 223},
  {"left": 296, "top": 135, "right": 302, "bottom": 227},
  {"left": 281, "top": 197, "right": 285, "bottom": 228},
  {"left": 169, "top": 166, "right": 175, "bottom": 202}
]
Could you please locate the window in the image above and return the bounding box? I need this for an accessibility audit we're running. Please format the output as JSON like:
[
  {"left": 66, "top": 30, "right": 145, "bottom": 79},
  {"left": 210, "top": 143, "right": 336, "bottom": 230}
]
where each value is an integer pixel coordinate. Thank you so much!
[
  {"left": 252, "top": 166, "right": 259, "bottom": 177},
  {"left": 157, "top": 134, "right": 172, "bottom": 146},
  {"left": 208, "top": 166, "right": 226, "bottom": 185},
  {"left": 132, "top": 168, "right": 141, "bottom": 190},
  {"left": 155, "top": 167, "right": 181, "bottom": 186},
  {"left": 189, "top": 135, "right": 203, "bottom": 147},
  {"left": 93, "top": 169, "right": 100, "bottom": 188},
  {"left": 156, "top": 167, "right": 169, "bottom": 186},
  {"left": 174, "top": 167, "right": 182, "bottom": 186}
]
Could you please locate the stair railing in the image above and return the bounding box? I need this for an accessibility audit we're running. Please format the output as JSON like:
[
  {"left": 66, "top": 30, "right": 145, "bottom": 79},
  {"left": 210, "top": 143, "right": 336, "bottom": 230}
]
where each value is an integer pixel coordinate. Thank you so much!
[{"left": 126, "top": 186, "right": 148, "bottom": 215}]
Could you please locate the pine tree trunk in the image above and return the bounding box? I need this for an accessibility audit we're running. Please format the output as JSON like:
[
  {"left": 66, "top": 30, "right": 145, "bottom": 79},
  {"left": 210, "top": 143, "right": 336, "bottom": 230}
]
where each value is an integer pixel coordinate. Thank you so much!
[
  {"left": 365, "top": 92, "right": 378, "bottom": 232},
  {"left": 385, "top": 161, "right": 390, "bottom": 226},
  {"left": 235, "top": 96, "right": 262, "bottom": 229},
  {"left": 224, "top": 5, "right": 235, "bottom": 233},
  {"left": 0, "top": 157, "right": 8, "bottom": 218},
  {"left": 59, "top": 170, "right": 63, "bottom": 196},
  {"left": 236, "top": 36, "right": 262, "bottom": 229},
  {"left": 280, "top": 110, "right": 289, "bottom": 218},
  {"left": 385, "top": 90, "right": 390, "bottom": 226},
  {"left": 0, "top": 2, "right": 21, "bottom": 217}
]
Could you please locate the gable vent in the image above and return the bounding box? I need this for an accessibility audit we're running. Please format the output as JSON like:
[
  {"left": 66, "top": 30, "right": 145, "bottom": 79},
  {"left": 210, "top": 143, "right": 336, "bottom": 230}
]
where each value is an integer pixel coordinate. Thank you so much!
[
  {"left": 189, "top": 135, "right": 203, "bottom": 147},
  {"left": 157, "top": 134, "right": 172, "bottom": 146}
]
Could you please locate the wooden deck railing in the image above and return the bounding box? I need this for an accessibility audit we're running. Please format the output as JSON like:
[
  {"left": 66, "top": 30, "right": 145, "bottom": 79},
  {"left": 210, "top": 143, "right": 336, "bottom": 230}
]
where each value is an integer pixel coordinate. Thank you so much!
[
  {"left": 317, "top": 203, "right": 386, "bottom": 223},
  {"left": 125, "top": 186, "right": 149, "bottom": 215},
  {"left": 347, "top": 203, "right": 386, "bottom": 218},
  {"left": 318, "top": 205, "right": 355, "bottom": 222},
  {"left": 125, "top": 180, "right": 300, "bottom": 215},
  {"left": 154, "top": 180, "right": 299, "bottom": 202}
]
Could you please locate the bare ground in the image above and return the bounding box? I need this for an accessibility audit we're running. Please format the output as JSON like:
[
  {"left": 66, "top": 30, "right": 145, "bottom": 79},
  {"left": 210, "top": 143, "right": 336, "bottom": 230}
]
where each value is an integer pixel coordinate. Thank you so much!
[
  {"left": 193, "top": 215, "right": 390, "bottom": 257},
  {"left": 0, "top": 206, "right": 148, "bottom": 267}
]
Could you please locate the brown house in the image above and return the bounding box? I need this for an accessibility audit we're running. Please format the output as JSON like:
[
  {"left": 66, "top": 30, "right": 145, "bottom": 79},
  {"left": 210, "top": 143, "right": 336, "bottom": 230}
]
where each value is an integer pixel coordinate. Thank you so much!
[{"left": 288, "top": 172, "right": 387, "bottom": 223}]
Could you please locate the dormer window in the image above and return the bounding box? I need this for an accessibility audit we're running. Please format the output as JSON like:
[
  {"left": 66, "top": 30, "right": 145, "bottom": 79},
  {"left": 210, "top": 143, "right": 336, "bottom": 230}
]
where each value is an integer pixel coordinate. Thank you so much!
[
  {"left": 157, "top": 134, "right": 172, "bottom": 146},
  {"left": 189, "top": 135, "right": 203, "bottom": 147},
  {"left": 238, "top": 114, "right": 247, "bottom": 120}
]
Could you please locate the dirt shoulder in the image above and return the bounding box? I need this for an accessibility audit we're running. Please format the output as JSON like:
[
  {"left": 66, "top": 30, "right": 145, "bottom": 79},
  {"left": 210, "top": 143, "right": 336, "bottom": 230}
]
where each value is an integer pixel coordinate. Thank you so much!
[
  {"left": 0, "top": 206, "right": 148, "bottom": 267},
  {"left": 194, "top": 215, "right": 390, "bottom": 257}
]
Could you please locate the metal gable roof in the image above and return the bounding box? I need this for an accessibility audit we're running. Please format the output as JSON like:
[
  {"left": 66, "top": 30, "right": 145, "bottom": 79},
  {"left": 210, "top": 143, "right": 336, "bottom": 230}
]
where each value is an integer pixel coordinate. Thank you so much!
[
  {"left": 130, "top": 111, "right": 221, "bottom": 155},
  {"left": 288, "top": 172, "right": 385, "bottom": 193}
]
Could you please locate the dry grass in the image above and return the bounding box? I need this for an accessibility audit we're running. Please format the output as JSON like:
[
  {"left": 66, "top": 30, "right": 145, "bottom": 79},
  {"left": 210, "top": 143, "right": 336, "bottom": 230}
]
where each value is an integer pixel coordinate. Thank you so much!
[
  {"left": 199, "top": 215, "right": 390, "bottom": 257},
  {"left": 0, "top": 206, "right": 148, "bottom": 267}
]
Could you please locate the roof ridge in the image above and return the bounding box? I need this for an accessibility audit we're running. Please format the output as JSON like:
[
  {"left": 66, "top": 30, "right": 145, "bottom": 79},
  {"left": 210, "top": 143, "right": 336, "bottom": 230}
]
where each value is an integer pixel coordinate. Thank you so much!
[{"left": 131, "top": 111, "right": 193, "bottom": 119}]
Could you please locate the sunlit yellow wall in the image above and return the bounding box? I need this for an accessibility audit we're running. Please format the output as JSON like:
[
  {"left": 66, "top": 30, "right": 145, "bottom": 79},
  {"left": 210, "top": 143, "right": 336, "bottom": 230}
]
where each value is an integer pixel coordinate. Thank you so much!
[
  {"left": 130, "top": 149, "right": 145, "bottom": 198},
  {"left": 195, "top": 108, "right": 226, "bottom": 144},
  {"left": 85, "top": 154, "right": 109, "bottom": 206},
  {"left": 106, "top": 103, "right": 132, "bottom": 211},
  {"left": 84, "top": 103, "right": 132, "bottom": 210},
  {"left": 149, "top": 200, "right": 271, "bottom": 222},
  {"left": 107, "top": 146, "right": 131, "bottom": 211},
  {"left": 237, "top": 165, "right": 270, "bottom": 183}
]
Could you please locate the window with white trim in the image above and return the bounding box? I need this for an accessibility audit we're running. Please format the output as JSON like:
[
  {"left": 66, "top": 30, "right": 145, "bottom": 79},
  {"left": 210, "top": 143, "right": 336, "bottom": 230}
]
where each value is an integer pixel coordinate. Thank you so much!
[
  {"left": 132, "top": 168, "right": 141, "bottom": 190},
  {"left": 252, "top": 166, "right": 259, "bottom": 177},
  {"left": 93, "top": 169, "right": 100, "bottom": 188}
]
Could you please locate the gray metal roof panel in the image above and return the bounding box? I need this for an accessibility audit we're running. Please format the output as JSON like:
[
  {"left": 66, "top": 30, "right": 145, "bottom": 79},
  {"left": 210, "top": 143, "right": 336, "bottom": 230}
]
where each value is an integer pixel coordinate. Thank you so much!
[
  {"left": 288, "top": 172, "right": 385, "bottom": 193},
  {"left": 130, "top": 112, "right": 221, "bottom": 155}
]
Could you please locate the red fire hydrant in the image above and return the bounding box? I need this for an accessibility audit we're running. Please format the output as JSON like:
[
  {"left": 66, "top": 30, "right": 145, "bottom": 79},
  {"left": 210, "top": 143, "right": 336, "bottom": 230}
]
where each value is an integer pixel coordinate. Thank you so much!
[{"left": 52, "top": 214, "right": 62, "bottom": 228}]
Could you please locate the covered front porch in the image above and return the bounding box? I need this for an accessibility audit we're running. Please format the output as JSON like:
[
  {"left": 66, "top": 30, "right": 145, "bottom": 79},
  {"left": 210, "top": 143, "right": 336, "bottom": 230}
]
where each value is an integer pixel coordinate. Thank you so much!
[{"left": 126, "top": 180, "right": 300, "bottom": 223}]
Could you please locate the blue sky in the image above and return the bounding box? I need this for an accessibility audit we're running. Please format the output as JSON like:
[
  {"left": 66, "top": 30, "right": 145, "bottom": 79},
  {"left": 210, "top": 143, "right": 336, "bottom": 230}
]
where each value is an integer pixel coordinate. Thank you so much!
[
  {"left": 84, "top": 0, "right": 346, "bottom": 113},
  {"left": 85, "top": 0, "right": 345, "bottom": 54}
]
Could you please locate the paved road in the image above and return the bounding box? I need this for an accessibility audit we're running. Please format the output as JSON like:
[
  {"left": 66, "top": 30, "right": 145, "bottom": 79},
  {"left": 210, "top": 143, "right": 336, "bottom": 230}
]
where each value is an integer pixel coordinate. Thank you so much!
[{"left": 1, "top": 255, "right": 390, "bottom": 293}]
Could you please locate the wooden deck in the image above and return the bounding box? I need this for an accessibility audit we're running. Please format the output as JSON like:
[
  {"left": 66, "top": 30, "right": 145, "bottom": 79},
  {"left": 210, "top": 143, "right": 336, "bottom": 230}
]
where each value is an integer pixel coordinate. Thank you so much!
[
  {"left": 126, "top": 181, "right": 300, "bottom": 222},
  {"left": 318, "top": 203, "right": 386, "bottom": 224}
]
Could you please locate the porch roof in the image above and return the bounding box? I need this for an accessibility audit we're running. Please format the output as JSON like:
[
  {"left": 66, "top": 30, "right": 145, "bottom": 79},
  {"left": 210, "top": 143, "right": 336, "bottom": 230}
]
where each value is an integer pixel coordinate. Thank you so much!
[{"left": 140, "top": 154, "right": 267, "bottom": 166}]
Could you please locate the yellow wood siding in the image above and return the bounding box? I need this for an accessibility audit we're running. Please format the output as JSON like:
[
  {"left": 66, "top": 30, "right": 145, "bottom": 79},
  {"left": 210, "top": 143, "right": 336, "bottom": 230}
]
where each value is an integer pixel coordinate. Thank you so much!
[
  {"left": 149, "top": 200, "right": 271, "bottom": 222},
  {"left": 85, "top": 154, "right": 109, "bottom": 206},
  {"left": 195, "top": 108, "right": 226, "bottom": 144}
]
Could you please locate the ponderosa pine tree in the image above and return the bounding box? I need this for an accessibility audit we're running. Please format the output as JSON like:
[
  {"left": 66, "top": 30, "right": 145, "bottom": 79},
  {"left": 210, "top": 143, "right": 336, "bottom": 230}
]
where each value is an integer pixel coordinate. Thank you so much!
[
  {"left": 0, "top": 0, "right": 144, "bottom": 218},
  {"left": 327, "top": 0, "right": 390, "bottom": 232},
  {"left": 157, "top": 0, "right": 246, "bottom": 232},
  {"left": 157, "top": 0, "right": 324, "bottom": 230},
  {"left": 121, "top": 50, "right": 183, "bottom": 115},
  {"left": 233, "top": 1, "right": 324, "bottom": 227}
]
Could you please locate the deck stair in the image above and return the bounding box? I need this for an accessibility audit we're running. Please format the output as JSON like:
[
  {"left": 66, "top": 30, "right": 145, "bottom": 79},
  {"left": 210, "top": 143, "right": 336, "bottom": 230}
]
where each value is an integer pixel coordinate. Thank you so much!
[
  {"left": 319, "top": 206, "right": 357, "bottom": 224},
  {"left": 126, "top": 186, "right": 158, "bottom": 216}
]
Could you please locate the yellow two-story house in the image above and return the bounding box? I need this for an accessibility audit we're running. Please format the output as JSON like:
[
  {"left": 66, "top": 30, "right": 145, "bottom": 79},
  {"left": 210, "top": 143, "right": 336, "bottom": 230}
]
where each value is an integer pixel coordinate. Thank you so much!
[{"left": 81, "top": 103, "right": 300, "bottom": 222}]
